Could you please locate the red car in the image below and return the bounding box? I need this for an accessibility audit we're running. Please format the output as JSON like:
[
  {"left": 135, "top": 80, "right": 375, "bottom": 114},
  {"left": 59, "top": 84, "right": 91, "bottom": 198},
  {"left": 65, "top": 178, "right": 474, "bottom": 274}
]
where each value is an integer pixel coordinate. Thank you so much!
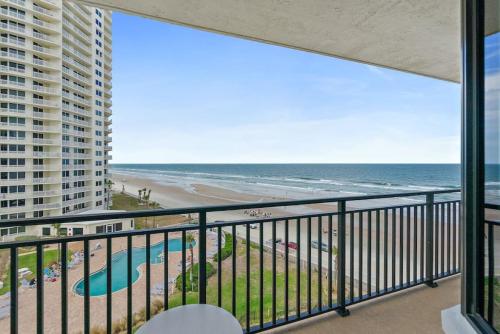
[{"left": 287, "top": 242, "right": 298, "bottom": 250}]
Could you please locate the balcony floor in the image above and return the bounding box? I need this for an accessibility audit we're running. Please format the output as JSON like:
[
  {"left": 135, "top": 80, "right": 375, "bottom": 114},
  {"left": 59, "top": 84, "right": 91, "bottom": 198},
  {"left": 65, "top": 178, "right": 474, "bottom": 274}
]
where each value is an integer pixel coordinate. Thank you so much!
[{"left": 270, "top": 276, "right": 460, "bottom": 334}]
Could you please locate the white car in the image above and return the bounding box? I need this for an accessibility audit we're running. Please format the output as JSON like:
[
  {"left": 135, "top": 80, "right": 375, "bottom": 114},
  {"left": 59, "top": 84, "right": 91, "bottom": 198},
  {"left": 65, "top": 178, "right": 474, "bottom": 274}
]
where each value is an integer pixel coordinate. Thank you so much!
[{"left": 249, "top": 223, "right": 258, "bottom": 229}]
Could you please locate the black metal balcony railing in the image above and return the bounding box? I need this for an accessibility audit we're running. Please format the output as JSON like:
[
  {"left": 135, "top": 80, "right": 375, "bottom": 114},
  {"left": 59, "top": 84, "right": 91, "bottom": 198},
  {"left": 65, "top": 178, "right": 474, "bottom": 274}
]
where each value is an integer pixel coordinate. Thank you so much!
[
  {"left": 0, "top": 189, "right": 460, "bottom": 334},
  {"left": 484, "top": 203, "right": 500, "bottom": 327}
]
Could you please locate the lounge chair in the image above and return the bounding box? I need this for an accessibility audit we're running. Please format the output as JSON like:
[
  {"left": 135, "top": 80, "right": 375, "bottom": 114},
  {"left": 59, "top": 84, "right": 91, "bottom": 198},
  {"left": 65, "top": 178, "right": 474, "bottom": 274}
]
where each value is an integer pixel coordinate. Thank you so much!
[
  {"left": 21, "top": 279, "right": 30, "bottom": 288},
  {"left": 151, "top": 287, "right": 164, "bottom": 296},
  {"left": 0, "top": 307, "right": 9, "bottom": 320}
]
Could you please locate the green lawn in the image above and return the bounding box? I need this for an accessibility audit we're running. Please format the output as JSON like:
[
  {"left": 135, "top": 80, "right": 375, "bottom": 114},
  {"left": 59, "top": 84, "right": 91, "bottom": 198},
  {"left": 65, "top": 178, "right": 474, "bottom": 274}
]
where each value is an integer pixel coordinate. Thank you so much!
[
  {"left": 0, "top": 248, "right": 67, "bottom": 295},
  {"left": 110, "top": 193, "right": 188, "bottom": 229},
  {"left": 166, "top": 241, "right": 330, "bottom": 327}
]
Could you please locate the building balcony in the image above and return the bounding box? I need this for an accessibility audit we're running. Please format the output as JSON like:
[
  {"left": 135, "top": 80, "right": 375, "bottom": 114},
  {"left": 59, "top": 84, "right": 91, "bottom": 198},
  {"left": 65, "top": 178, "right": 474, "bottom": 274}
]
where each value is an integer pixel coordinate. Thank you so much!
[
  {"left": 32, "top": 4, "right": 56, "bottom": 19},
  {"left": 0, "top": 8, "right": 26, "bottom": 20},
  {"left": 2, "top": 189, "right": 61, "bottom": 199},
  {"left": 32, "top": 44, "right": 59, "bottom": 58},
  {"left": 62, "top": 186, "right": 92, "bottom": 194},
  {"left": 62, "top": 30, "right": 92, "bottom": 54},
  {"left": 32, "top": 84, "right": 59, "bottom": 95},
  {"left": 62, "top": 66, "right": 90, "bottom": 84},
  {"left": 32, "top": 137, "right": 58, "bottom": 145},
  {"left": 32, "top": 124, "right": 60, "bottom": 132},
  {"left": 32, "top": 111, "right": 59, "bottom": 120},
  {"left": 32, "top": 71, "right": 59, "bottom": 82},
  {"left": 32, "top": 98, "right": 60, "bottom": 108},
  {"left": 62, "top": 163, "right": 92, "bottom": 170},
  {"left": 62, "top": 127, "right": 92, "bottom": 137},
  {"left": 0, "top": 64, "right": 25, "bottom": 75},
  {"left": 33, "top": 202, "right": 60, "bottom": 210},
  {"left": 32, "top": 189, "right": 60, "bottom": 197},
  {"left": 5, "top": 0, "right": 26, "bottom": 7},
  {"left": 0, "top": 190, "right": 462, "bottom": 333},
  {"left": 62, "top": 93, "right": 92, "bottom": 108},
  {"left": 63, "top": 43, "right": 92, "bottom": 64},
  {"left": 32, "top": 151, "right": 61, "bottom": 158},
  {"left": 0, "top": 50, "right": 25, "bottom": 59},
  {"left": 62, "top": 80, "right": 92, "bottom": 96},
  {"left": 0, "top": 136, "right": 26, "bottom": 143},
  {"left": 62, "top": 115, "right": 91, "bottom": 126},
  {"left": 279, "top": 276, "right": 459, "bottom": 334},
  {"left": 0, "top": 165, "right": 26, "bottom": 172},
  {"left": 32, "top": 17, "right": 58, "bottom": 32},
  {"left": 34, "top": 0, "right": 59, "bottom": 9},
  {"left": 63, "top": 54, "right": 91, "bottom": 74},
  {"left": 62, "top": 140, "right": 92, "bottom": 149},
  {"left": 32, "top": 58, "right": 58, "bottom": 70},
  {"left": 62, "top": 152, "right": 91, "bottom": 159},
  {"left": 62, "top": 18, "right": 90, "bottom": 41},
  {"left": 62, "top": 175, "right": 92, "bottom": 182},
  {"left": 32, "top": 164, "right": 61, "bottom": 171},
  {"left": 0, "top": 34, "right": 25, "bottom": 47},
  {"left": 32, "top": 31, "right": 58, "bottom": 45},
  {"left": 62, "top": 6, "right": 91, "bottom": 32},
  {"left": 0, "top": 80, "right": 25, "bottom": 90},
  {"left": 0, "top": 22, "right": 26, "bottom": 34},
  {"left": 32, "top": 176, "right": 59, "bottom": 184}
]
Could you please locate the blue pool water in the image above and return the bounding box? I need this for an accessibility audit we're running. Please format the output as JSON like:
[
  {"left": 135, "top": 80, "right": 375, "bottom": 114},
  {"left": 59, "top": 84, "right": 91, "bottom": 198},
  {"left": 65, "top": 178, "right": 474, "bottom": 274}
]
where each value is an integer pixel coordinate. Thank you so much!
[{"left": 74, "top": 238, "right": 195, "bottom": 296}]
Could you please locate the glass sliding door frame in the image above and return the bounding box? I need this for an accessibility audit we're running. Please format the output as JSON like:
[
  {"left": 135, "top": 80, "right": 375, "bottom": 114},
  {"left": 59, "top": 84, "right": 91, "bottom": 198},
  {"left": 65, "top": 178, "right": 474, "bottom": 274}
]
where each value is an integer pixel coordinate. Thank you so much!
[{"left": 462, "top": 0, "right": 499, "bottom": 332}]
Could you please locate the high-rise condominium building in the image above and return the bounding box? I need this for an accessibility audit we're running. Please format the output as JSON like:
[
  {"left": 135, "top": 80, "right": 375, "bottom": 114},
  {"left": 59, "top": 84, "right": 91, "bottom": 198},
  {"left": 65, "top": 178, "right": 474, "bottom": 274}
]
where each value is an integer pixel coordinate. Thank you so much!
[{"left": 0, "top": 0, "right": 112, "bottom": 239}]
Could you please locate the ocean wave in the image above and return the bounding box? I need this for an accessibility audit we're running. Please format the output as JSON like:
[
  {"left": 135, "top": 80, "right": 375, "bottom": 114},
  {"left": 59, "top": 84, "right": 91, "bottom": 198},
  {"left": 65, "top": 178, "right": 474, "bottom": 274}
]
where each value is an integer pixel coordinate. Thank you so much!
[{"left": 112, "top": 166, "right": 457, "bottom": 197}]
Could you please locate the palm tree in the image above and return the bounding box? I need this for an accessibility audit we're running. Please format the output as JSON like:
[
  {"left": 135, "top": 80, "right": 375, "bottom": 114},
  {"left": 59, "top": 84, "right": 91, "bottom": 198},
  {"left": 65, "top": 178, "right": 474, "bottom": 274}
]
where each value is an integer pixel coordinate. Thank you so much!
[
  {"left": 138, "top": 189, "right": 142, "bottom": 202},
  {"left": 150, "top": 201, "right": 161, "bottom": 227},
  {"left": 144, "top": 189, "right": 151, "bottom": 208},
  {"left": 105, "top": 179, "right": 114, "bottom": 209},
  {"left": 185, "top": 233, "right": 196, "bottom": 291}
]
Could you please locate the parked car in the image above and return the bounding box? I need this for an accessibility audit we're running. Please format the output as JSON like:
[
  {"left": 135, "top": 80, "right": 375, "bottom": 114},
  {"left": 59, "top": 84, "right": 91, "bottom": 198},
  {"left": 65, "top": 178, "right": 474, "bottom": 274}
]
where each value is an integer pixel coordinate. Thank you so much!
[
  {"left": 249, "top": 223, "right": 258, "bottom": 229},
  {"left": 287, "top": 242, "right": 298, "bottom": 250},
  {"left": 311, "top": 240, "right": 329, "bottom": 252}
]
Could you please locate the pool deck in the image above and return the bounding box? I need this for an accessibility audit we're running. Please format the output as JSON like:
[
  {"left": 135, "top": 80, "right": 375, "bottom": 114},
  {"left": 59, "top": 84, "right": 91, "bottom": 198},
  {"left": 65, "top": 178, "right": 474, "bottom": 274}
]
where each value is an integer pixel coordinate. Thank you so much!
[{"left": 0, "top": 233, "right": 213, "bottom": 334}]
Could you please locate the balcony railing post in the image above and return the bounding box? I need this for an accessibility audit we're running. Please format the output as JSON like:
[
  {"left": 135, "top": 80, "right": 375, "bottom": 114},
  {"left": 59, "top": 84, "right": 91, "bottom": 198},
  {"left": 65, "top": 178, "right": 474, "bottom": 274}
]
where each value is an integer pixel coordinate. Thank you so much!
[
  {"left": 336, "top": 200, "right": 350, "bottom": 317},
  {"left": 425, "top": 193, "right": 438, "bottom": 288},
  {"left": 198, "top": 211, "right": 207, "bottom": 304}
]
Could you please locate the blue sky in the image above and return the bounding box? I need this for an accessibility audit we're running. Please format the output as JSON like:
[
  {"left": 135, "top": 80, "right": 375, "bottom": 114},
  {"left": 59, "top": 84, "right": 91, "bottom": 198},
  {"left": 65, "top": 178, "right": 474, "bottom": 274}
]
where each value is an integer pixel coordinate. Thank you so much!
[{"left": 111, "top": 12, "right": 461, "bottom": 164}]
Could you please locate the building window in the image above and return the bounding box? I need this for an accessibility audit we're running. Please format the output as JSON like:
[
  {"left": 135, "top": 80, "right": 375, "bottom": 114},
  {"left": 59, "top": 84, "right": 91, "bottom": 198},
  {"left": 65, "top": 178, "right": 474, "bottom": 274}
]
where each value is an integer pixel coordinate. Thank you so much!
[
  {"left": 73, "top": 228, "right": 84, "bottom": 235},
  {"left": 42, "top": 227, "right": 50, "bottom": 236}
]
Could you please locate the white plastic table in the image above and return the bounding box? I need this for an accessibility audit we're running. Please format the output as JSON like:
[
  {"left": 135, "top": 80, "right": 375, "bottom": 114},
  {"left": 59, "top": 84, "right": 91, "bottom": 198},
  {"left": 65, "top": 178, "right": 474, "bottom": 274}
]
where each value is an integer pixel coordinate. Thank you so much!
[{"left": 136, "top": 304, "right": 242, "bottom": 334}]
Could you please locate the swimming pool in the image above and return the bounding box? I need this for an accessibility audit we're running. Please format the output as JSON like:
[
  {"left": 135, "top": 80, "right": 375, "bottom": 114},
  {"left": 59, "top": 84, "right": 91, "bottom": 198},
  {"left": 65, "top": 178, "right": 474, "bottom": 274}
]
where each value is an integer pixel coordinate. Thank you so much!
[{"left": 74, "top": 238, "right": 195, "bottom": 296}]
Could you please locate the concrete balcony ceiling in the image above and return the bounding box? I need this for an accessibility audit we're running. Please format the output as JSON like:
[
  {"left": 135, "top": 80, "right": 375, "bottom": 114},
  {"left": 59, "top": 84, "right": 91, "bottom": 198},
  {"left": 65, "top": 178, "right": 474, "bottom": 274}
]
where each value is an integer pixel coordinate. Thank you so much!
[{"left": 75, "top": 0, "right": 493, "bottom": 83}]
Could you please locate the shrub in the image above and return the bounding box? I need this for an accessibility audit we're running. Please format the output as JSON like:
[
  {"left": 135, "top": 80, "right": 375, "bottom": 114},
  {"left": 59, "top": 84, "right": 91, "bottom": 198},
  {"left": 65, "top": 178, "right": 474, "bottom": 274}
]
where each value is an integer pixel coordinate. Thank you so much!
[
  {"left": 213, "top": 232, "right": 233, "bottom": 262},
  {"left": 175, "top": 262, "right": 215, "bottom": 292}
]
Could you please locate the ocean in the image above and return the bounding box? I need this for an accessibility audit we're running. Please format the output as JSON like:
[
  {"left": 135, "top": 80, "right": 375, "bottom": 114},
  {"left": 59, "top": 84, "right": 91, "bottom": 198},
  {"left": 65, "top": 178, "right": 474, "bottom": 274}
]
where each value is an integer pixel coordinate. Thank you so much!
[{"left": 110, "top": 164, "right": 499, "bottom": 203}]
